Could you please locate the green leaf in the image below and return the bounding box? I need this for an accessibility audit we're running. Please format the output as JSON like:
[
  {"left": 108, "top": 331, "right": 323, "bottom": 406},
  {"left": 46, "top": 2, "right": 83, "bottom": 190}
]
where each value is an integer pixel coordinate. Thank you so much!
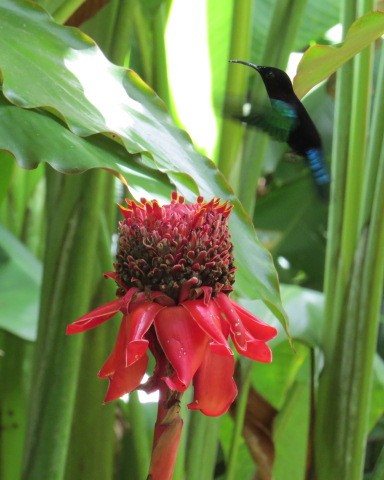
[
  {"left": 294, "top": 11, "right": 384, "bottom": 98},
  {"left": 241, "top": 283, "right": 384, "bottom": 434},
  {"left": 273, "top": 379, "right": 310, "bottom": 480},
  {"left": 294, "top": 0, "right": 340, "bottom": 51},
  {"left": 0, "top": 91, "right": 172, "bottom": 202},
  {"left": 251, "top": 341, "right": 309, "bottom": 410},
  {"left": 370, "top": 355, "right": 384, "bottom": 431},
  {"left": 237, "top": 284, "right": 324, "bottom": 347},
  {"left": 0, "top": 0, "right": 288, "bottom": 327},
  {"left": 253, "top": 177, "right": 328, "bottom": 290},
  {"left": 0, "top": 225, "right": 41, "bottom": 341}
]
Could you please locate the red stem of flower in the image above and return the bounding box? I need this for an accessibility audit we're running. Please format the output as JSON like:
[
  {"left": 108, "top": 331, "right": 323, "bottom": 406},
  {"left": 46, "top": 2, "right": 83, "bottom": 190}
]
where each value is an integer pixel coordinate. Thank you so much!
[{"left": 147, "top": 384, "right": 184, "bottom": 480}]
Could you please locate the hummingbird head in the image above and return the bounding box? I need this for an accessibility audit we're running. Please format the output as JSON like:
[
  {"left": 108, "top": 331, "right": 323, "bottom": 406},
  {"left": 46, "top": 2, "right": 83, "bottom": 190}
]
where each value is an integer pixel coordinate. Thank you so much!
[{"left": 229, "top": 60, "right": 294, "bottom": 100}]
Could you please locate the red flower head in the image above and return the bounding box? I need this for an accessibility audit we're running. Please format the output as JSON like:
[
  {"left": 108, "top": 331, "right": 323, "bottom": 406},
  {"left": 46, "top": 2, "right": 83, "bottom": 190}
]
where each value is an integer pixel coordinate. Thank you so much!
[{"left": 67, "top": 192, "right": 277, "bottom": 416}]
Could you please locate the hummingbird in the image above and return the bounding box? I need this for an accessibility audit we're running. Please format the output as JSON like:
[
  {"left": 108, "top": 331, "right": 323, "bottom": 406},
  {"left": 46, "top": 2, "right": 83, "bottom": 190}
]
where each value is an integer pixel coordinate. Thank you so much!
[{"left": 229, "top": 59, "right": 330, "bottom": 199}]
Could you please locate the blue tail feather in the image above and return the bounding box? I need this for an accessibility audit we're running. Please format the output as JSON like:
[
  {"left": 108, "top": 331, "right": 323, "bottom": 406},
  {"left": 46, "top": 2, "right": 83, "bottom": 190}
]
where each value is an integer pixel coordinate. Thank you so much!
[{"left": 306, "top": 148, "right": 330, "bottom": 186}]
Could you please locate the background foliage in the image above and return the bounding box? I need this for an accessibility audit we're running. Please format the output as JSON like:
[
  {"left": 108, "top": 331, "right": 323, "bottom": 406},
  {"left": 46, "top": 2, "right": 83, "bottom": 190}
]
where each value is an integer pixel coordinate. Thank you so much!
[{"left": 0, "top": 1, "right": 383, "bottom": 479}]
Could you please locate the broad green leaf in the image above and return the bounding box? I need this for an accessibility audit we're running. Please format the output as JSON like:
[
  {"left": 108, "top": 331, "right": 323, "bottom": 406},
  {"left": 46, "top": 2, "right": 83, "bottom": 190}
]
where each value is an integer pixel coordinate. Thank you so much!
[
  {"left": 273, "top": 379, "right": 310, "bottom": 480},
  {"left": 251, "top": 341, "right": 309, "bottom": 410},
  {"left": 0, "top": 225, "right": 41, "bottom": 341},
  {"left": 0, "top": 0, "right": 288, "bottom": 327},
  {"left": 242, "top": 284, "right": 384, "bottom": 431},
  {"left": 294, "top": 11, "right": 384, "bottom": 98},
  {"left": 238, "top": 284, "right": 324, "bottom": 347},
  {"left": 294, "top": 0, "right": 340, "bottom": 51},
  {"left": 370, "top": 355, "right": 384, "bottom": 431},
  {"left": 0, "top": 92, "right": 172, "bottom": 202},
  {"left": 254, "top": 177, "right": 328, "bottom": 290}
]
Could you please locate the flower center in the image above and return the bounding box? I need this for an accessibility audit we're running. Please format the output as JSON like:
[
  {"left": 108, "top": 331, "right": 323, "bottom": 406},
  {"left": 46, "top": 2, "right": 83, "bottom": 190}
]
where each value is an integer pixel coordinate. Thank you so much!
[{"left": 115, "top": 193, "right": 236, "bottom": 302}]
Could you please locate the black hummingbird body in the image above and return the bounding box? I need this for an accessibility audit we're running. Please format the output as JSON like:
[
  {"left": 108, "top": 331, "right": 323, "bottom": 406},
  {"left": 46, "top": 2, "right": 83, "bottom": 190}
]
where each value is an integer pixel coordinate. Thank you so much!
[{"left": 229, "top": 60, "right": 330, "bottom": 197}]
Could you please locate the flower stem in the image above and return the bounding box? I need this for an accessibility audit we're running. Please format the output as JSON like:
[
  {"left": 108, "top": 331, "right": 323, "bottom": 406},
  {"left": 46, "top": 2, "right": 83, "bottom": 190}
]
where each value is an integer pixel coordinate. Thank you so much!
[{"left": 148, "top": 384, "right": 183, "bottom": 480}]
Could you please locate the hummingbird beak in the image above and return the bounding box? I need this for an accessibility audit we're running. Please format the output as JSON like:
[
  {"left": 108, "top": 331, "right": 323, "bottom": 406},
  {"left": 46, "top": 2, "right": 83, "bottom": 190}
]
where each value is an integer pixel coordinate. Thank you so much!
[{"left": 229, "top": 60, "right": 261, "bottom": 72}]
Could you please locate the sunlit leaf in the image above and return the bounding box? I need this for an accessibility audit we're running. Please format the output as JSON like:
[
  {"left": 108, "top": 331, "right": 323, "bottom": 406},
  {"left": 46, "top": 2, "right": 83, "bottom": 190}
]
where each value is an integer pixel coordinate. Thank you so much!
[
  {"left": 0, "top": 92, "right": 172, "bottom": 202},
  {"left": 294, "top": 11, "right": 384, "bottom": 98}
]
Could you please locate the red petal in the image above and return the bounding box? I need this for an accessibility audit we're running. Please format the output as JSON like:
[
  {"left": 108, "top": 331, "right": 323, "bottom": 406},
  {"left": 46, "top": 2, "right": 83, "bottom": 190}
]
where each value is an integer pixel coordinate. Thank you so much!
[
  {"left": 104, "top": 353, "right": 148, "bottom": 402},
  {"left": 154, "top": 306, "right": 209, "bottom": 391},
  {"left": 98, "top": 316, "right": 127, "bottom": 378},
  {"left": 182, "top": 299, "right": 232, "bottom": 356},
  {"left": 213, "top": 293, "right": 247, "bottom": 348},
  {"left": 66, "top": 288, "right": 139, "bottom": 334},
  {"left": 188, "top": 347, "right": 237, "bottom": 416},
  {"left": 66, "top": 297, "right": 124, "bottom": 334},
  {"left": 125, "top": 302, "right": 164, "bottom": 365},
  {"left": 231, "top": 300, "right": 278, "bottom": 341},
  {"left": 240, "top": 335, "right": 273, "bottom": 362}
]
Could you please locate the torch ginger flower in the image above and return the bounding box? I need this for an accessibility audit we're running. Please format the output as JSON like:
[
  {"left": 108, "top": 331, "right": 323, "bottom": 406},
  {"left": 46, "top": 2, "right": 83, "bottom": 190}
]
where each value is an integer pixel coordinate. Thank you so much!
[{"left": 66, "top": 192, "right": 277, "bottom": 416}]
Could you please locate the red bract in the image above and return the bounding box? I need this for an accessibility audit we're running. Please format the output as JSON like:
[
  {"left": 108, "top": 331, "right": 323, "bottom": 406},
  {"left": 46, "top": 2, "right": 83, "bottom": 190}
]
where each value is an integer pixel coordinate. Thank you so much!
[{"left": 66, "top": 192, "right": 277, "bottom": 416}]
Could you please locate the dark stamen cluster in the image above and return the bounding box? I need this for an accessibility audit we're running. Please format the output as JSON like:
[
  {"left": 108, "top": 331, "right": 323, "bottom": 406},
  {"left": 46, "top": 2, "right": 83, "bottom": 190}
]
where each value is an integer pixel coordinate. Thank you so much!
[{"left": 115, "top": 196, "right": 236, "bottom": 302}]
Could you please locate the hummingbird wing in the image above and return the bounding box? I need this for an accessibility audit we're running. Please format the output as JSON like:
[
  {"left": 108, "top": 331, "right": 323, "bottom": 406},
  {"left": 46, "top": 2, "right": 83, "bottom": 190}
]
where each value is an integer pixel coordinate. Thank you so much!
[{"left": 224, "top": 97, "right": 298, "bottom": 143}]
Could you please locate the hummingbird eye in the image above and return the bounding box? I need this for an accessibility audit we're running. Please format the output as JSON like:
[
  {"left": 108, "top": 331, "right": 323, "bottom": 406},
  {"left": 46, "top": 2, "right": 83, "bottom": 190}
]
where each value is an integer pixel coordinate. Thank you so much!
[{"left": 266, "top": 71, "right": 274, "bottom": 79}]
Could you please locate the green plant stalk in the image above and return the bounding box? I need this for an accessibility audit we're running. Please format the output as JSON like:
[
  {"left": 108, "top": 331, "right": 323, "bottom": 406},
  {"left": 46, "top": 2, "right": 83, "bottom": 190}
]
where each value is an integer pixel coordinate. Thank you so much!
[
  {"left": 322, "top": 0, "right": 356, "bottom": 361},
  {"left": 274, "top": 0, "right": 308, "bottom": 69},
  {"left": 339, "top": 43, "right": 372, "bottom": 277},
  {"left": 64, "top": 315, "right": 117, "bottom": 480},
  {"left": 237, "top": 133, "right": 267, "bottom": 215},
  {"left": 316, "top": 2, "right": 384, "bottom": 477},
  {"left": 331, "top": 138, "right": 384, "bottom": 479},
  {"left": 261, "top": 0, "right": 307, "bottom": 68},
  {"left": 109, "top": 0, "right": 135, "bottom": 66},
  {"left": 132, "top": 2, "right": 154, "bottom": 84},
  {"left": 217, "top": 0, "right": 253, "bottom": 184},
  {"left": 127, "top": 391, "right": 152, "bottom": 478},
  {"left": 152, "top": 2, "right": 171, "bottom": 107},
  {"left": 225, "top": 358, "right": 252, "bottom": 480},
  {"left": 185, "top": 411, "right": 221, "bottom": 480},
  {"left": 52, "top": 0, "right": 85, "bottom": 24},
  {"left": 359, "top": 41, "right": 384, "bottom": 230},
  {"left": 173, "top": 387, "right": 193, "bottom": 480},
  {"left": 260, "top": 0, "right": 291, "bottom": 67},
  {"left": 327, "top": 38, "right": 373, "bottom": 358},
  {"left": 0, "top": 332, "right": 29, "bottom": 480},
  {"left": 64, "top": 172, "right": 117, "bottom": 480},
  {"left": 22, "top": 169, "right": 107, "bottom": 480},
  {"left": 238, "top": 0, "right": 308, "bottom": 215},
  {"left": 354, "top": 140, "right": 384, "bottom": 474}
]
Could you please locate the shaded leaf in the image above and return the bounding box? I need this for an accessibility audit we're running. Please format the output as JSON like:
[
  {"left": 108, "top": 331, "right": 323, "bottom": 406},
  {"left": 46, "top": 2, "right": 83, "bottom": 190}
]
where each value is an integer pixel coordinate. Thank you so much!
[
  {"left": 294, "top": 0, "right": 340, "bottom": 51},
  {"left": 0, "top": 225, "right": 41, "bottom": 341}
]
